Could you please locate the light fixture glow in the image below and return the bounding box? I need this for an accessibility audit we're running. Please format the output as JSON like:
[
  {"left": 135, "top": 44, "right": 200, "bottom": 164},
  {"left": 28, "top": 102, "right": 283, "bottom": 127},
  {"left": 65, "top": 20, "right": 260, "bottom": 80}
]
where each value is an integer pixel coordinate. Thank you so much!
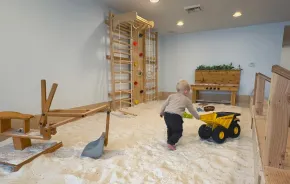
[
  {"left": 177, "top": 21, "right": 184, "bottom": 26},
  {"left": 233, "top": 11, "right": 242, "bottom": 17},
  {"left": 150, "top": 0, "right": 159, "bottom": 3}
]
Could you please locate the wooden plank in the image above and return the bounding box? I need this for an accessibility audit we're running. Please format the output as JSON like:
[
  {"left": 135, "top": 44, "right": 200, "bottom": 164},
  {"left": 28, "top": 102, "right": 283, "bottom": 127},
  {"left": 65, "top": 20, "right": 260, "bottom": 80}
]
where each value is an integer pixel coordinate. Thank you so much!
[
  {"left": 272, "top": 65, "right": 290, "bottom": 80},
  {"left": 263, "top": 72, "right": 290, "bottom": 168},
  {"left": 191, "top": 85, "right": 239, "bottom": 92},
  {"left": 115, "top": 80, "right": 132, "bottom": 83},
  {"left": 259, "top": 72, "right": 272, "bottom": 83},
  {"left": 0, "top": 119, "right": 11, "bottom": 133},
  {"left": 13, "top": 137, "right": 32, "bottom": 150},
  {"left": 112, "top": 40, "right": 131, "bottom": 47},
  {"left": 265, "top": 166, "right": 290, "bottom": 184},
  {"left": 255, "top": 74, "right": 266, "bottom": 115},
  {"left": 0, "top": 112, "right": 34, "bottom": 120}
]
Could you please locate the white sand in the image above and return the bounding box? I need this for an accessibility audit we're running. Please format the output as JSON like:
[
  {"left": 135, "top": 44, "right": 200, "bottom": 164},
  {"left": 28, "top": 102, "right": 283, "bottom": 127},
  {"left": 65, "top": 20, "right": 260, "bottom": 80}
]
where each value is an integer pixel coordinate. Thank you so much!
[{"left": 0, "top": 102, "right": 254, "bottom": 184}]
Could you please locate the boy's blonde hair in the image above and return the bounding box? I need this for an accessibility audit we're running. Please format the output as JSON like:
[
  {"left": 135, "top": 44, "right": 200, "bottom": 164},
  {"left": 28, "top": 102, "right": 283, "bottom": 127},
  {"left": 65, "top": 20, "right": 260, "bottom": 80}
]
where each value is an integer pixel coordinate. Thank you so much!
[{"left": 176, "top": 80, "right": 190, "bottom": 92}]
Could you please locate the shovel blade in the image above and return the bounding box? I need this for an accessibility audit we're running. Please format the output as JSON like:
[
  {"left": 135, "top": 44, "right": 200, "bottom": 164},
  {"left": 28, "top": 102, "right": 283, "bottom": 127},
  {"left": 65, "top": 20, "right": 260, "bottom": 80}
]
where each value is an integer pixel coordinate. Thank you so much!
[{"left": 81, "top": 132, "right": 105, "bottom": 159}]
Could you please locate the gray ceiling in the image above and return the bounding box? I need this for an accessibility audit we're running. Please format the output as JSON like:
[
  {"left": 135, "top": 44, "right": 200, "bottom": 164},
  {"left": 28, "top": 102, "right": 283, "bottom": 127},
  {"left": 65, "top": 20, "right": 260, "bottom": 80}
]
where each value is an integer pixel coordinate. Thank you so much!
[{"left": 103, "top": 0, "right": 290, "bottom": 34}]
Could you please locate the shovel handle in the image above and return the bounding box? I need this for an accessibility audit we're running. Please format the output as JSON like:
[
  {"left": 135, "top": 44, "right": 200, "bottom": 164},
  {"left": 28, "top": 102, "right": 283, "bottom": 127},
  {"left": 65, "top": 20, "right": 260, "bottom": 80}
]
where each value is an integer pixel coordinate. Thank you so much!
[{"left": 104, "top": 108, "right": 111, "bottom": 147}]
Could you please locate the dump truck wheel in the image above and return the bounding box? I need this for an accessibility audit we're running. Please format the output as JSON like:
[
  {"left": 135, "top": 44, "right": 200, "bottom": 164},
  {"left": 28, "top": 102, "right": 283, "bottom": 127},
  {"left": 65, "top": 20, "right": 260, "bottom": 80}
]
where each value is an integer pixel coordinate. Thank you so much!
[
  {"left": 229, "top": 123, "right": 241, "bottom": 138},
  {"left": 212, "top": 126, "right": 227, "bottom": 144},
  {"left": 198, "top": 124, "right": 212, "bottom": 139}
]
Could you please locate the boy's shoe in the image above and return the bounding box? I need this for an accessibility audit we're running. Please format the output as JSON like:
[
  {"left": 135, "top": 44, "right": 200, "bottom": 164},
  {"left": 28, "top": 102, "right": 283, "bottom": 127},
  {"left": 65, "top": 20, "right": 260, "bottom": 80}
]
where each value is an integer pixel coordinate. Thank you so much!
[{"left": 167, "top": 144, "right": 176, "bottom": 150}]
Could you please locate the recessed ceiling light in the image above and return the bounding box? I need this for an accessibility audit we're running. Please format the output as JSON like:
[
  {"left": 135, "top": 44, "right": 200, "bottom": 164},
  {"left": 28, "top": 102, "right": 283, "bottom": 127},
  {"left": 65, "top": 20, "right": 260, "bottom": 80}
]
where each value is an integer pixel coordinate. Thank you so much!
[
  {"left": 233, "top": 11, "right": 242, "bottom": 17},
  {"left": 150, "top": 0, "right": 159, "bottom": 3},
  {"left": 177, "top": 21, "right": 184, "bottom": 26}
]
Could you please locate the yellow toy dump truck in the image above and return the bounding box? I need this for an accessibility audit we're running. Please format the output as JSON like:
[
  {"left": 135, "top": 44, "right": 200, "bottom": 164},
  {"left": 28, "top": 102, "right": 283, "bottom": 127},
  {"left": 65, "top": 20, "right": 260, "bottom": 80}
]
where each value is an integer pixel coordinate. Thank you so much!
[{"left": 198, "top": 112, "right": 241, "bottom": 144}]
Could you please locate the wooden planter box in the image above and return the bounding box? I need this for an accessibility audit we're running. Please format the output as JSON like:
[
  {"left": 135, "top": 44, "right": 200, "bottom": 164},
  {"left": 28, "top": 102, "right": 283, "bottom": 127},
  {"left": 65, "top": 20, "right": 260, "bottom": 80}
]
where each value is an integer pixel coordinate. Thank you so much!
[
  {"left": 192, "top": 70, "right": 241, "bottom": 105},
  {"left": 195, "top": 70, "right": 241, "bottom": 84}
]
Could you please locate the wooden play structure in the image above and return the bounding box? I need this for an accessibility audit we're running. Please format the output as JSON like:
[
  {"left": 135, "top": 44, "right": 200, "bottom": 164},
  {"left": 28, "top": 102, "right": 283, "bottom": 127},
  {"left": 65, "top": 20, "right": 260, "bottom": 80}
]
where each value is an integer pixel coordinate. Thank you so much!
[
  {"left": 106, "top": 11, "right": 158, "bottom": 113},
  {"left": 191, "top": 69, "right": 241, "bottom": 105},
  {"left": 0, "top": 79, "right": 111, "bottom": 171},
  {"left": 251, "top": 65, "right": 290, "bottom": 184}
]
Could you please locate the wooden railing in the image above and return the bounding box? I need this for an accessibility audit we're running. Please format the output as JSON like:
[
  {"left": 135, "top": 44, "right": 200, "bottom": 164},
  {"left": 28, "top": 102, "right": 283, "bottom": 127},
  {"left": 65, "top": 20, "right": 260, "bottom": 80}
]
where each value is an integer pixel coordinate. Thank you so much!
[
  {"left": 253, "top": 72, "right": 271, "bottom": 115},
  {"left": 263, "top": 65, "right": 290, "bottom": 169},
  {"left": 252, "top": 65, "right": 290, "bottom": 183}
]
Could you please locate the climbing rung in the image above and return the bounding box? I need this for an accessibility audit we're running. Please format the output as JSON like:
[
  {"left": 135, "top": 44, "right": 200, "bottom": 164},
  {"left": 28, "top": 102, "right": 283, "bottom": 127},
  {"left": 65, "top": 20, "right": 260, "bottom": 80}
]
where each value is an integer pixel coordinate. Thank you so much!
[
  {"left": 113, "top": 40, "right": 131, "bottom": 47},
  {"left": 113, "top": 31, "right": 131, "bottom": 37},
  {"left": 113, "top": 61, "right": 132, "bottom": 64},
  {"left": 146, "top": 87, "right": 156, "bottom": 90},
  {"left": 116, "top": 26, "right": 131, "bottom": 33},
  {"left": 114, "top": 51, "right": 131, "bottom": 56},
  {"left": 114, "top": 71, "right": 132, "bottom": 74},
  {"left": 107, "top": 55, "right": 130, "bottom": 61},
  {"left": 109, "top": 90, "right": 132, "bottom": 96},
  {"left": 121, "top": 100, "right": 132, "bottom": 105},
  {"left": 115, "top": 80, "right": 132, "bottom": 83},
  {"left": 114, "top": 48, "right": 132, "bottom": 51}
]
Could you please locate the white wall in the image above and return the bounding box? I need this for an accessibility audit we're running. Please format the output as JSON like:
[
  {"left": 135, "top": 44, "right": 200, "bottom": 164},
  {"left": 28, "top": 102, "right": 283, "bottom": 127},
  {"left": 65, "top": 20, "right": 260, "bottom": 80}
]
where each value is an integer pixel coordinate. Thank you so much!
[
  {"left": 0, "top": 0, "right": 112, "bottom": 114},
  {"left": 280, "top": 46, "right": 290, "bottom": 70},
  {"left": 159, "top": 22, "right": 290, "bottom": 96}
]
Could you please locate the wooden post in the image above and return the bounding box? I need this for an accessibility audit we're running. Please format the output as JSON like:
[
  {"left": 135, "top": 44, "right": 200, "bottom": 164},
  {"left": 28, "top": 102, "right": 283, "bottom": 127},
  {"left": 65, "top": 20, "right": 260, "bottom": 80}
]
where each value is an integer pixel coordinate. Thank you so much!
[
  {"left": 192, "top": 89, "right": 197, "bottom": 103},
  {"left": 263, "top": 65, "right": 290, "bottom": 168},
  {"left": 253, "top": 73, "right": 258, "bottom": 105},
  {"left": 13, "top": 137, "right": 31, "bottom": 150},
  {"left": 109, "top": 11, "right": 116, "bottom": 110},
  {"left": 255, "top": 75, "right": 265, "bottom": 115},
  {"left": 0, "top": 119, "right": 11, "bottom": 133},
  {"left": 231, "top": 91, "right": 237, "bottom": 106},
  {"left": 155, "top": 32, "right": 159, "bottom": 100},
  {"left": 104, "top": 109, "right": 111, "bottom": 147},
  {"left": 24, "top": 119, "right": 30, "bottom": 133}
]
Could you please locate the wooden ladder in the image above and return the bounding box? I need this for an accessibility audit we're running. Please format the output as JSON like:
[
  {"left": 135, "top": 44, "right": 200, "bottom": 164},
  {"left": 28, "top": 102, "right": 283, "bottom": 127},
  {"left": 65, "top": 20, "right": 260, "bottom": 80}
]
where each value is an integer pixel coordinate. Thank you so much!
[{"left": 108, "top": 12, "right": 134, "bottom": 111}]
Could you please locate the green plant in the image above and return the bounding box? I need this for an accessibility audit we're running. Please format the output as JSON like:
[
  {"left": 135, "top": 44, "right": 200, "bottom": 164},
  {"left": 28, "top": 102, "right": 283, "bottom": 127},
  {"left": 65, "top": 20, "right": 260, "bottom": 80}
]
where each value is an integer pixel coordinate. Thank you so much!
[{"left": 196, "top": 63, "right": 242, "bottom": 70}]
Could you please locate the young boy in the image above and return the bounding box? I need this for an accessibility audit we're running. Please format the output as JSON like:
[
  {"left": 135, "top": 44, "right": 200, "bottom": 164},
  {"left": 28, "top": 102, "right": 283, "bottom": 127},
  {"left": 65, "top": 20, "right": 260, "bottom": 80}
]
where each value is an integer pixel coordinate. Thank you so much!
[{"left": 160, "top": 80, "right": 200, "bottom": 150}]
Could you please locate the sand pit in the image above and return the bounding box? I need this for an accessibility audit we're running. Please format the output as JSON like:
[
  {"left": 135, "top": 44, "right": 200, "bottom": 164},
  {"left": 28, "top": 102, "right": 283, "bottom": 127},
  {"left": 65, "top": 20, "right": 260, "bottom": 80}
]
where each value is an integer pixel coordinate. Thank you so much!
[{"left": 0, "top": 101, "right": 254, "bottom": 184}]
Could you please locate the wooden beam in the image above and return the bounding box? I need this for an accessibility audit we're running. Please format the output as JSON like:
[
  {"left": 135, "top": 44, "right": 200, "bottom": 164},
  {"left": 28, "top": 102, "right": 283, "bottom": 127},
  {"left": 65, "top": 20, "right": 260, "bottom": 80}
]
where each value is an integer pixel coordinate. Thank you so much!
[
  {"left": 41, "top": 80, "right": 47, "bottom": 128},
  {"left": 255, "top": 74, "right": 266, "bottom": 115},
  {"left": 49, "top": 109, "right": 89, "bottom": 113},
  {"left": 263, "top": 72, "right": 290, "bottom": 168},
  {"left": 46, "top": 112, "right": 85, "bottom": 117},
  {"left": 82, "top": 105, "right": 108, "bottom": 116},
  {"left": 50, "top": 117, "right": 80, "bottom": 128}
]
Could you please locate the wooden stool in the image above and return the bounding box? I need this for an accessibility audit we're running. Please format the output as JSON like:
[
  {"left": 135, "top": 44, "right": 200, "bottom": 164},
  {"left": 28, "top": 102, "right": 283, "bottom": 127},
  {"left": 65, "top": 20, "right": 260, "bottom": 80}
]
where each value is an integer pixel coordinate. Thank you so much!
[{"left": 0, "top": 111, "right": 34, "bottom": 150}]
